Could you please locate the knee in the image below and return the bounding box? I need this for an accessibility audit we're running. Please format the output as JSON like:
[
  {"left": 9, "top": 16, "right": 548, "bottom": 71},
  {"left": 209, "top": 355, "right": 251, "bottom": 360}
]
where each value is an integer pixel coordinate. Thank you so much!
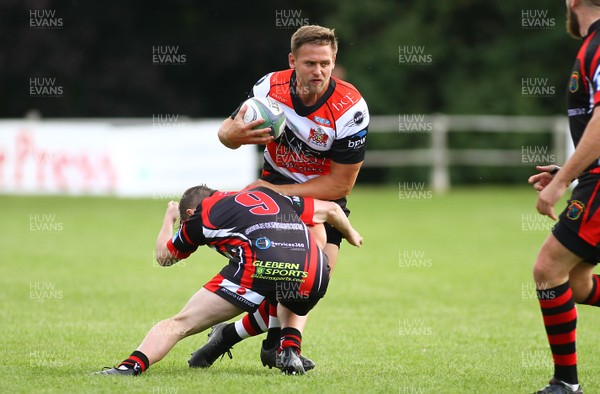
[
  {"left": 532, "top": 239, "right": 576, "bottom": 287},
  {"left": 532, "top": 259, "right": 553, "bottom": 286},
  {"left": 532, "top": 257, "right": 569, "bottom": 288}
]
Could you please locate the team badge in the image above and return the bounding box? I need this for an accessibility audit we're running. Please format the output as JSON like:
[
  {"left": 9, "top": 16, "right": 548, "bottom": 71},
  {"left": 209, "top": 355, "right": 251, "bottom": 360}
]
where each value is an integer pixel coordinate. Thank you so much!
[
  {"left": 566, "top": 200, "right": 585, "bottom": 220},
  {"left": 569, "top": 72, "right": 579, "bottom": 93},
  {"left": 308, "top": 128, "right": 329, "bottom": 147}
]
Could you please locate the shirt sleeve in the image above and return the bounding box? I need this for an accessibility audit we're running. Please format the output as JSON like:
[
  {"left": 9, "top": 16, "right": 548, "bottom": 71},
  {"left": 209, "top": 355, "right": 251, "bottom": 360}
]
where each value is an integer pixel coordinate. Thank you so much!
[
  {"left": 166, "top": 219, "right": 205, "bottom": 259},
  {"left": 329, "top": 127, "right": 368, "bottom": 164},
  {"left": 288, "top": 195, "right": 315, "bottom": 226},
  {"left": 329, "top": 99, "right": 369, "bottom": 164}
]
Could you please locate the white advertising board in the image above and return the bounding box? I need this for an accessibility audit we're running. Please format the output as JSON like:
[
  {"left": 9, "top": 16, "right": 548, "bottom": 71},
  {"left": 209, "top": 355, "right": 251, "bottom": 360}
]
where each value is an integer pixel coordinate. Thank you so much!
[{"left": 0, "top": 120, "right": 258, "bottom": 196}]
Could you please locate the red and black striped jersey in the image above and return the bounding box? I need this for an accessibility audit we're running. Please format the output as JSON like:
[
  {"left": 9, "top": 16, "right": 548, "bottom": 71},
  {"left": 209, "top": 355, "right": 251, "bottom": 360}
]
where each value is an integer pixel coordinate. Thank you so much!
[
  {"left": 568, "top": 19, "right": 600, "bottom": 176},
  {"left": 166, "top": 187, "right": 327, "bottom": 294},
  {"left": 246, "top": 69, "right": 369, "bottom": 184}
]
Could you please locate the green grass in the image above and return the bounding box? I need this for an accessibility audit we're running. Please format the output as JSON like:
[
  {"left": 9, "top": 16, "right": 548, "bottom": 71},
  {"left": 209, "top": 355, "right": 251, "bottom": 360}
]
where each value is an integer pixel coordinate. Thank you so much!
[{"left": 2, "top": 186, "right": 600, "bottom": 393}]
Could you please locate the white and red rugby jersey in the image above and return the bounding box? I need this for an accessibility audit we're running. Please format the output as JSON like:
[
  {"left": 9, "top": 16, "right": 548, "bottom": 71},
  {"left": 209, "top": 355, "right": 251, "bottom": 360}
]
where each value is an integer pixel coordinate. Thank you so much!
[{"left": 245, "top": 69, "right": 369, "bottom": 184}]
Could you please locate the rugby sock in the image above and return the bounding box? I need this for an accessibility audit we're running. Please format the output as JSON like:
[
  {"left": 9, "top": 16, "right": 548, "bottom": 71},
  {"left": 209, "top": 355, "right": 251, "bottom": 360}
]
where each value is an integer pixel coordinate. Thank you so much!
[
  {"left": 118, "top": 350, "right": 149, "bottom": 372},
  {"left": 263, "top": 301, "right": 281, "bottom": 349},
  {"left": 233, "top": 299, "right": 269, "bottom": 339},
  {"left": 221, "top": 322, "right": 243, "bottom": 346},
  {"left": 280, "top": 327, "right": 302, "bottom": 352},
  {"left": 537, "top": 282, "right": 578, "bottom": 385},
  {"left": 581, "top": 274, "right": 600, "bottom": 306}
]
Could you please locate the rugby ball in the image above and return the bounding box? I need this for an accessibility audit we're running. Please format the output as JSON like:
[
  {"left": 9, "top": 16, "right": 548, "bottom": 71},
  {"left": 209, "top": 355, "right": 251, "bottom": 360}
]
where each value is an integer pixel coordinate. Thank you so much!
[{"left": 242, "top": 96, "right": 286, "bottom": 140}]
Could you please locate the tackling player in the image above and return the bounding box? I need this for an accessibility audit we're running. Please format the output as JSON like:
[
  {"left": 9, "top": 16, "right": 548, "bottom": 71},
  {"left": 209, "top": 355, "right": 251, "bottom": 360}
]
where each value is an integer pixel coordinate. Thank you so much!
[
  {"left": 528, "top": 1, "right": 600, "bottom": 393},
  {"left": 95, "top": 185, "right": 362, "bottom": 376},
  {"left": 188, "top": 24, "right": 369, "bottom": 370}
]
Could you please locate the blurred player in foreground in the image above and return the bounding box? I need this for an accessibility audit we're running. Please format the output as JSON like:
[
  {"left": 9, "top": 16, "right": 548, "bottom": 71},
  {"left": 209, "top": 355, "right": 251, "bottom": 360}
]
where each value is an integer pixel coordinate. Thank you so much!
[
  {"left": 189, "top": 23, "right": 369, "bottom": 371},
  {"left": 95, "top": 185, "right": 362, "bottom": 376},
  {"left": 528, "top": 1, "right": 600, "bottom": 392}
]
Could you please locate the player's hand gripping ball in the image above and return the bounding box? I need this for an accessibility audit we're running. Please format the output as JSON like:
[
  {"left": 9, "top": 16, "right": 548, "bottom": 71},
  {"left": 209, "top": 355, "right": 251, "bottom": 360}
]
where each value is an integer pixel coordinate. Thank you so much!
[{"left": 242, "top": 97, "right": 286, "bottom": 139}]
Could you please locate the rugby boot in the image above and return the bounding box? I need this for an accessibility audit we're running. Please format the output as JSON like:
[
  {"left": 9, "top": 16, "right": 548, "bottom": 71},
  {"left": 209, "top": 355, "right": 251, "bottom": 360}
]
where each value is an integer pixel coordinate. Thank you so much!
[
  {"left": 93, "top": 365, "right": 141, "bottom": 376},
  {"left": 260, "top": 339, "right": 315, "bottom": 371},
  {"left": 188, "top": 322, "right": 234, "bottom": 368},
  {"left": 276, "top": 347, "right": 304, "bottom": 375},
  {"left": 535, "top": 378, "right": 583, "bottom": 394}
]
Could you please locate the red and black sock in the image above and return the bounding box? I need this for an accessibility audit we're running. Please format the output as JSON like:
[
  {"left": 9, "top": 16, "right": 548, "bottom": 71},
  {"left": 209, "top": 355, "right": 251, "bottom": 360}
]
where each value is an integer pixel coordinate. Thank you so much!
[
  {"left": 118, "top": 350, "right": 150, "bottom": 373},
  {"left": 280, "top": 327, "right": 302, "bottom": 353},
  {"left": 537, "top": 282, "right": 578, "bottom": 385},
  {"left": 581, "top": 274, "right": 600, "bottom": 306}
]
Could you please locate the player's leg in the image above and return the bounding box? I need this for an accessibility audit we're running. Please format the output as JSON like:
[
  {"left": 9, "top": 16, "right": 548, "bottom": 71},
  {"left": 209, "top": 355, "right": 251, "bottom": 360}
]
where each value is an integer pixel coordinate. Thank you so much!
[
  {"left": 186, "top": 274, "right": 267, "bottom": 368},
  {"left": 535, "top": 179, "right": 600, "bottom": 393},
  {"left": 275, "top": 303, "right": 307, "bottom": 375},
  {"left": 568, "top": 261, "right": 597, "bottom": 304},
  {"left": 266, "top": 243, "right": 337, "bottom": 335},
  {"left": 137, "top": 288, "right": 243, "bottom": 363},
  {"left": 187, "top": 298, "right": 270, "bottom": 368},
  {"left": 259, "top": 241, "right": 337, "bottom": 369},
  {"left": 188, "top": 227, "right": 335, "bottom": 370},
  {"left": 95, "top": 288, "right": 243, "bottom": 375},
  {"left": 275, "top": 257, "right": 330, "bottom": 375},
  {"left": 533, "top": 233, "right": 583, "bottom": 392}
]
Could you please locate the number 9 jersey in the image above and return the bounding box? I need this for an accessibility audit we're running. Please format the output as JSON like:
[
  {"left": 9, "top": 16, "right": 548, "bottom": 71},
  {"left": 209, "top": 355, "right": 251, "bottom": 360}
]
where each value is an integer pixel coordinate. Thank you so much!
[{"left": 167, "top": 186, "right": 329, "bottom": 298}]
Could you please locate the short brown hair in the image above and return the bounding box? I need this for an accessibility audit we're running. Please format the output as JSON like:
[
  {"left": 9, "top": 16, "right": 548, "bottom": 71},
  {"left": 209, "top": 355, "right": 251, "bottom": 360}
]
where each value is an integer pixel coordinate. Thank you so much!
[
  {"left": 179, "top": 184, "right": 216, "bottom": 222},
  {"left": 291, "top": 25, "right": 338, "bottom": 56}
]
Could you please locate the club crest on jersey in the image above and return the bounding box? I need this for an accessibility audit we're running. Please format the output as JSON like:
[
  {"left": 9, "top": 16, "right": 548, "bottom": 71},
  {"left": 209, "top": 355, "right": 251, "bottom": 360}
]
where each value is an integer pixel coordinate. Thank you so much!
[
  {"left": 566, "top": 200, "right": 584, "bottom": 220},
  {"left": 308, "top": 128, "right": 329, "bottom": 147},
  {"left": 569, "top": 72, "right": 579, "bottom": 93}
]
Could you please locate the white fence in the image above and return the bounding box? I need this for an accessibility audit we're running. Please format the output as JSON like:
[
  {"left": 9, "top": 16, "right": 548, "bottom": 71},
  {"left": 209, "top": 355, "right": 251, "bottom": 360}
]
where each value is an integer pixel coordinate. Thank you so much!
[
  {"left": 365, "top": 115, "right": 570, "bottom": 192},
  {"left": 0, "top": 115, "right": 571, "bottom": 195}
]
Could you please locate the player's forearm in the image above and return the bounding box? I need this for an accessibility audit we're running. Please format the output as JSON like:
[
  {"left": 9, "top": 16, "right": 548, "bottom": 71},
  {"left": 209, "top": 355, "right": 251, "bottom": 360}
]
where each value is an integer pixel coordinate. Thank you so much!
[
  {"left": 555, "top": 113, "right": 600, "bottom": 185},
  {"left": 218, "top": 118, "right": 241, "bottom": 150},
  {"left": 323, "top": 203, "right": 362, "bottom": 247},
  {"left": 324, "top": 203, "right": 353, "bottom": 236},
  {"left": 155, "top": 218, "right": 179, "bottom": 266},
  {"left": 276, "top": 174, "right": 352, "bottom": 200}
]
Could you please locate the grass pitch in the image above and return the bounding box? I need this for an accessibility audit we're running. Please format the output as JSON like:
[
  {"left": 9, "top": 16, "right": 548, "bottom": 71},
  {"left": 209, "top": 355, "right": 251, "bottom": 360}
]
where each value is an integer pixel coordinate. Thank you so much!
[{"left": 2, "top": 186, "right": 600, "bottom": 393}]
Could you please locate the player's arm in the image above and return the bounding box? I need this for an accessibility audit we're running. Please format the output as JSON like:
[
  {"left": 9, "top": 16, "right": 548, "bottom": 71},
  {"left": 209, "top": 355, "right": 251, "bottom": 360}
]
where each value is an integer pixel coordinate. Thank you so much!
[
  {"left": 218, "top": 105, "right": 273, "bottom": 149},
  {"left": 155, "top": 201, "right": 182, "bottom": 266},
  {"left": 311, "top": 199, "right": 363, "bottom": 247},
  {"left": 252, "top": 160, "right": 362, "bottom": 200},
  {"left": 537, "top": 106, "right": 600, "bottom": 219}
]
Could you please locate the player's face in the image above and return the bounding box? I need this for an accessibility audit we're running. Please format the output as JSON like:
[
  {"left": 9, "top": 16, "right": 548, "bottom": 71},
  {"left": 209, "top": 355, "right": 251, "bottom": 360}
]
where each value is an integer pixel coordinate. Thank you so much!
[{"left": 289, "top": 43, "right": 336, "bottom": 98}]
